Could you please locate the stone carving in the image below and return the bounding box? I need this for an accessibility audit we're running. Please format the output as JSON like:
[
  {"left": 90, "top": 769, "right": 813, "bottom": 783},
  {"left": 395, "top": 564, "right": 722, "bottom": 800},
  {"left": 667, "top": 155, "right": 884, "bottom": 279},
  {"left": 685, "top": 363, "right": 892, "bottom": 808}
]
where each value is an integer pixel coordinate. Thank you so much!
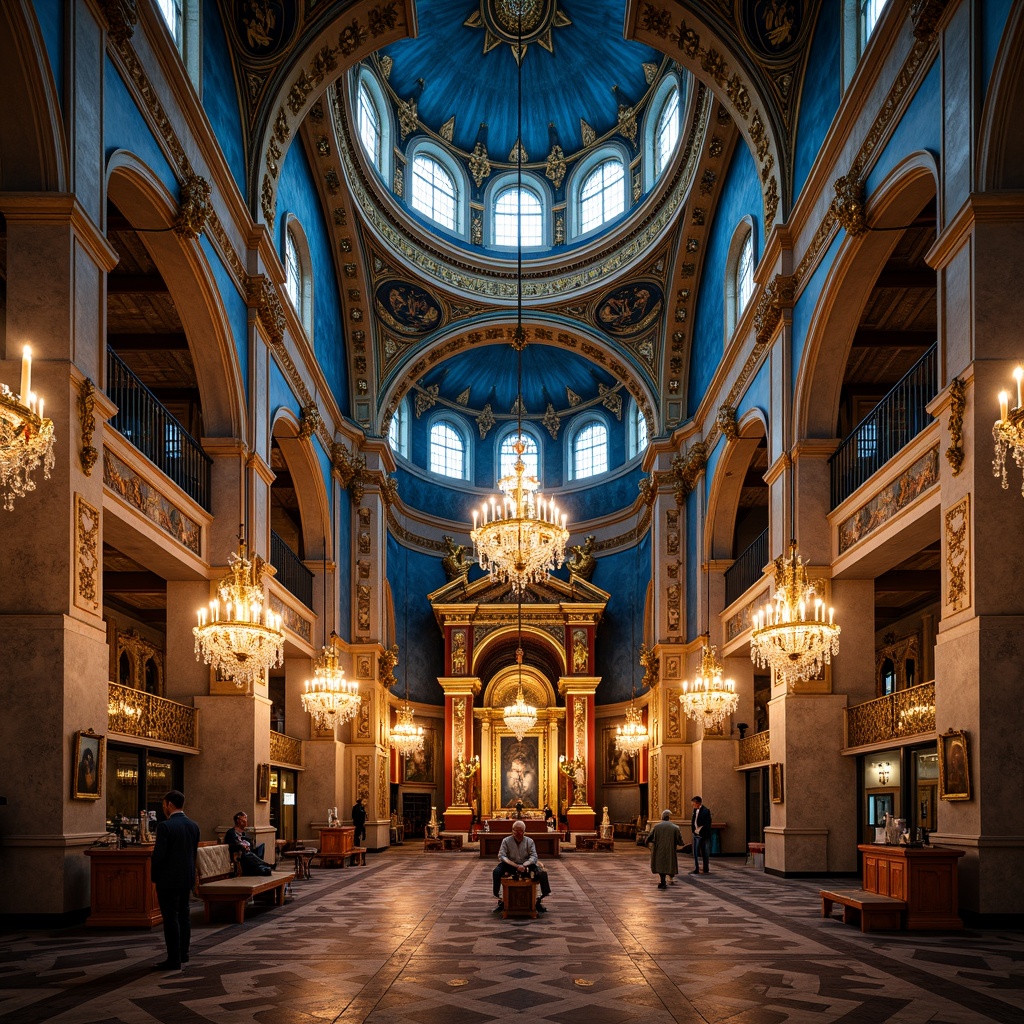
[
  {"left": 911, "top": 0, "right": 949, "bottom": 42},
  {"left": 299, "top": 401, "right": 321, "bottom": 440},
  {"left": 172, "top": 173, "right": 211, "bottom": 240},
  {"left": 441, "top": 535, "right": 471, "bottom": 581},
  {"left": 671, "top": 441, "right": 707, "bottom": 503},
  {"left": 945, "top": 377, "right": 966, "bottom": 476},
  {"left": 451, "top": 629, "right": 467, "bottom": 674},
  {"left": 74, "top": 494, "right": 100, "bottom": 613},
  {"left": 379, "top": 645, "right": 398, "bottom": 688},
  {"left": 572, "top": 629, "right": 588, "bottom": 673},
  {"left": 639, "top": 644, "right": 659, "bottom": 689},
  {"left": 717, "top": 404, "right": 738, "bottom": 441},
  {"left": 78, "top": 378, "right": 99, "bottom": 476},
  {"left": 944, "top": 496, "right": 970, "bottom": 612},
  {"left": 566, "top": 535, "right": 597, "bottom": 581},
  {"left": 833, "top": 173, "right": 867, "bottom": 236},
  {"left": 331, "top": 442, "right": 367, "bottom": 503},
  {"left": 101, "top": 0, "right": 137, "bottom": 45}
]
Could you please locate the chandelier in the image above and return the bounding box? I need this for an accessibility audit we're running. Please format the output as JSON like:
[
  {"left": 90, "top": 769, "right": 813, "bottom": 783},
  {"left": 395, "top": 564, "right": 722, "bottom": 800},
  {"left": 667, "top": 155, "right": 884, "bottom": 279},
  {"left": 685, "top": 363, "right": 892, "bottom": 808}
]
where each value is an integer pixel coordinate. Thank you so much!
[
  {"left": 615, "top": 701, "right": 649, "bottom": 757},
  {"left": 0, "top": 344, "right": 55, "bottom": 510},
  {"left": 301, "top": 633, "right": 360, "bottom": 731},
  {"left": 468, "top": 7, "right": 569, "bottom": 594},
  {"left": 193, "top": 532, "right": 285, "bottom": 688},
  {"left": 680, "top": 637, "right": 739, "bottom": 730},
  {"left": 504, "top": 644, "right": 537, "bottom": 740},
  {"left": 749, "top": 542, "right": 840, "bottom": 686},
  {"left": 993, "top": 367, "right": 1024, "bottom": 492},
  {"left": 391, "top": 699, "right": 424, "bottom": 756}
]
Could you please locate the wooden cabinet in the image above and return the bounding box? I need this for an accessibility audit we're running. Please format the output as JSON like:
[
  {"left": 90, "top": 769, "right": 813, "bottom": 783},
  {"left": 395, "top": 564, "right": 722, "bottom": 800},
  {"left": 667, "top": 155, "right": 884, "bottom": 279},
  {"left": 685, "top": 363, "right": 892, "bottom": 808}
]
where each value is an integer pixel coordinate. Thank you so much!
[
  {"left": 85, "top": 846, "right": 162, "bottom": 928},
  {"left": 318, "top": 826, "right": 354, "bottom": 865},
  {"left": 858, "top": 844, "right": 964, "bottom": 930}
]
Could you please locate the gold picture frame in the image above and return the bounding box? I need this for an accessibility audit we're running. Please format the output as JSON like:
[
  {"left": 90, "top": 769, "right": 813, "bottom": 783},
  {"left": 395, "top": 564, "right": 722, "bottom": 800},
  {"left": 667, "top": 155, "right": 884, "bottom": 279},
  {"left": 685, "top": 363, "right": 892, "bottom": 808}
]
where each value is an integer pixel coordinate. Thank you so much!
[
  {"left": 256, "top": 762, "right": 271, "bottom": 803},
  {"left": 770, "top": 761, "right": 784, "bottom": 804},
  {"left": 938, "top": 729, "right": 971, "bottom": 801},
  {"left": 604, "top": 727, "right": 637, "bottom": 784},
  {"left": 72, "top": 729, "right": 104, "bottom": 800}
]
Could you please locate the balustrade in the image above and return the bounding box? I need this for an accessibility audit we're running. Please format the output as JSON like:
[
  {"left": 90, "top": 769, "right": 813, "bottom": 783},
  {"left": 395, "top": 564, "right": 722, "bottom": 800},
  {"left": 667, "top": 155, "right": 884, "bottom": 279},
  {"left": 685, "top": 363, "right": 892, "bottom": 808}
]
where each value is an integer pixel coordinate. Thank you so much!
[{"left": 107, "top": 683, "right": 198, "bottom": 748}]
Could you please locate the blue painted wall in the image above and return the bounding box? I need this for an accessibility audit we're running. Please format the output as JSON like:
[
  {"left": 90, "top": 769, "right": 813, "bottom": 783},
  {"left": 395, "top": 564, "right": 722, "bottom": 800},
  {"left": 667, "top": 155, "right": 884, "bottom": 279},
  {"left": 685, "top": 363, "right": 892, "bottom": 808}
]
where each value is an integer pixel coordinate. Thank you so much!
[
  {"left": 793, "top": 1, "right": 840, "bottom": 198},
  {"left": 982, "top": 0, "right": 1015, "bottom": 98},
  {"left": 34, "top": 0, "right": 64, "bottom": 113},
  {"left": 201, "top": 2, "right": 246, "bottom": 193},
  {"left": 388, "top": 536, "right": 446, "bottom": 704},
  {"left": 593, "top": 534, "right": 651, "bottom": 705},
  {"left": 275, "top": 141, "right": 350, "bottom": 416},
  {"left": 105, "top": 56, "right": 178, "bottom": 187},
  {"left": 689, "top": 140, "right": 762, "bottom": 413}
]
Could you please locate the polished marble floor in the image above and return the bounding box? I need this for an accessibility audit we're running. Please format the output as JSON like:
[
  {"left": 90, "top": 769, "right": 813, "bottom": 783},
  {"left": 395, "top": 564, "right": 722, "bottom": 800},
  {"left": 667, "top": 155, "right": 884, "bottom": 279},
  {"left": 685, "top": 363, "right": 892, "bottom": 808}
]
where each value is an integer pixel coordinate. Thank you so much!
[{"left": 1, "top": 843, "right": 1021, "bottom": 1023}]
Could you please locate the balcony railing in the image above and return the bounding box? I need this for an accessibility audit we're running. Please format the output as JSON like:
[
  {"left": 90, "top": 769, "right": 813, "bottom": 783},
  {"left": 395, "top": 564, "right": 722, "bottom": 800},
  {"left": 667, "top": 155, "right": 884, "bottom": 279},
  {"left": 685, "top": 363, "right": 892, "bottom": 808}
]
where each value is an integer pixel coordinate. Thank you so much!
[
  {"left": 844, "top": 681, "right": 936, "bottom": 748},
  {"left": 270, "top": 730, "right": 303, "bottom": 767},
  {"left": 107, "top": 683, "right": 198, "bottom": 748},
  {"left": 738, "top": 730, "right": 770, "bottom": 766},
  {"left": 829, "top": 343, "right": 938, "bottom": 510},
  {"left": 107, "top": 348, "right": 212, "bottom": 510},
  {"left": 271, "top": 530, "right": 314, "bottom": 609},
  {"left": 725, "top": 528, "right": 769, "bottom": 607}
]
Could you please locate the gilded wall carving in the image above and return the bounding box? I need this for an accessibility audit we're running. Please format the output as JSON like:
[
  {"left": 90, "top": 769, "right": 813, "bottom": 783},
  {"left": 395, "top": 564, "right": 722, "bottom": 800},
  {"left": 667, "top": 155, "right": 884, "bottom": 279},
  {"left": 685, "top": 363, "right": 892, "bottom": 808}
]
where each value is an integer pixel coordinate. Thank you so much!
[
  {"left": 666, "top": 689, "right": 681, "bottom": 739},
  {"left": 944, "top": 495, "right": 970, "bottom": 612},
  {"left": 667, "top": 754, "right": 683, "bottom": 816},
  {"left": 378, "top": 756, "right": 388, "bottom": 817},
  {"left": 74, "top": 494, "right": 100, "bottom": 614},
  {"left": 78, "top": 379, "right": 99, "bottom": 476},
  {"left": 269, "top": 731, "right": 303, "bottom": 766},
  {"left": 267, "top": 595, "right": 312, "bottom": 643},
  {"left": 945, "top": 377, "right": 966, "bottom": 476},
  {"left": 356, "top": 754, "right": 371, "bottom": 803}
]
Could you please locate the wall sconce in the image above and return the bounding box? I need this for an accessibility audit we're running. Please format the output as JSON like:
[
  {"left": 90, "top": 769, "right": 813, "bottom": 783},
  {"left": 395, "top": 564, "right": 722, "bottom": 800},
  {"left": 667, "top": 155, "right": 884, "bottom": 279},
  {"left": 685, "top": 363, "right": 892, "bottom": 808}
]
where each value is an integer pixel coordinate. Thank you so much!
[{"left": 875, "top": 761, "right": 891, "bottom": 786}]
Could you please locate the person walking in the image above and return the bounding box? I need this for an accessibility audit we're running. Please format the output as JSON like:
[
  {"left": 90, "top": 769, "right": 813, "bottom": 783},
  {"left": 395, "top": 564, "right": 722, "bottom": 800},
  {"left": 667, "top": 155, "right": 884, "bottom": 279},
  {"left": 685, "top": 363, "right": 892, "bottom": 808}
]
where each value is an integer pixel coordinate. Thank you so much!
[
  {"left": 352, "top": 797, "right": 367, "bottom": 845},
  {"left": 150, "top": 789, "right": 200, "bottom": 972},
  {"left": 690, "top": 795, "right": 712, "bottom": 874},
  {"left": 645, "top": 809, "right": 683, "bottom": 888}
]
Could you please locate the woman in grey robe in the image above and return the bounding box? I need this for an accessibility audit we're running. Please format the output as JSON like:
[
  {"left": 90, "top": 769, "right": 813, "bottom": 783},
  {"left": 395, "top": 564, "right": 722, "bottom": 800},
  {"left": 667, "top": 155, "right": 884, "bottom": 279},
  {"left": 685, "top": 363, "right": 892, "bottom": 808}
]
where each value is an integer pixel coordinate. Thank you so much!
[{"left": 645, "top": 809, "right": 683, "bottom": 888}]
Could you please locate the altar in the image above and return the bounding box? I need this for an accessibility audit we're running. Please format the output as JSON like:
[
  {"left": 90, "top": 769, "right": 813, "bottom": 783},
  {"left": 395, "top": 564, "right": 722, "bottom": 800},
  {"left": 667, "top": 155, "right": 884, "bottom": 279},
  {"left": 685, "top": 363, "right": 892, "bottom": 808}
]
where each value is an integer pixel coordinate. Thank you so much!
[{"left": 479, "top": 831, "right": 565, "bottom": 859}]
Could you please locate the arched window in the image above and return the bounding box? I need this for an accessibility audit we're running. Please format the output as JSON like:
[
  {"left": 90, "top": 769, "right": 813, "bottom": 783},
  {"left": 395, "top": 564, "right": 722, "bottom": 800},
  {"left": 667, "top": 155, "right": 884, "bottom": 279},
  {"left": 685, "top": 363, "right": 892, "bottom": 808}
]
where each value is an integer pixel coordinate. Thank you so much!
[
  {"left": 284, "top": 220, "right": 313, "bottom": 338},
  {"left": 571, "top": 419, "right": 609, "bottom": 480},
  {"left": 737, "top": 229, "right": 754, "bottom": 311},
  {"left": 388, "top": 398, "right": 409, "bottom": 460},
  {"left": 154, "top": 0, "right": 200, "bottom": 86},
  {"left": 627, "top": 400, "right": 648, "bottom": 460},
  {"left": 499, "top": 431, "right": 540, "bottom": 483},
  {"left": 430, "top": 418, "right": 468, "bottom": 479},
  {"left": 861, "top": 0, "right": 888, "bottom": 40},
  {"left": 843, "top": 0, "right": 891, "bottom": 88},
  {"left": 156, "top": 0, "right": 183, "bottom": 48},
  {"left": 724, "top": 217, "right": 756, "bottom": 338},
  {"left": 579, "top": 159, "right": 625, "bottom": 234},
  {"left": 493, "top": 186, "right": 543, "bottom": 248},
  {"left": 654, "top": 87, "right": 680, "bottom": 179},
  {"left": 412, "top": 155, "right": 458, "bottom": 231},
  {"left": 358, "top": 81, "right": 382, "bottom": 169}
]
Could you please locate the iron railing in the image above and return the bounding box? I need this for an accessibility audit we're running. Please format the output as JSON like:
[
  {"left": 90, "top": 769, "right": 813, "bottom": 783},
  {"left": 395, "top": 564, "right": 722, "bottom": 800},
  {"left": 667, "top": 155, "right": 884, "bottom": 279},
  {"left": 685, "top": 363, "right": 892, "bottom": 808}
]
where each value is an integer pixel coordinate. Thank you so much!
[
  {"left": 107, "top": 348, "right": 212, "bottom": 510},
  {"left": 829, "top": 343, "right": 938, "bottom": 509},
  {"left": 844, "top": 681, "right": 936, "bottom": 748},
  {"left": 271, "top": 530, "right": 314, "bottom": 608},
  {"left": 725, "top": 528, "right": 769, "bottom": 606},
  {"left": 107, "top": 683, "right": 198, "bottom": 748}
]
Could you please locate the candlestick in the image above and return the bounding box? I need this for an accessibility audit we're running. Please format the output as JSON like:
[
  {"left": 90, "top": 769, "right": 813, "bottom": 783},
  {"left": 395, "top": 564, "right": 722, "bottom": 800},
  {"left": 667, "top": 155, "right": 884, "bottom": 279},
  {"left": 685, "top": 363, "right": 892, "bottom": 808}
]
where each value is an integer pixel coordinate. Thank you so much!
[
  {"left": 1000, "top": 390, "right": 1010, "bottom": 423},
  {"left": 20, "top": 345, "right": 31, "bottom": 403}
]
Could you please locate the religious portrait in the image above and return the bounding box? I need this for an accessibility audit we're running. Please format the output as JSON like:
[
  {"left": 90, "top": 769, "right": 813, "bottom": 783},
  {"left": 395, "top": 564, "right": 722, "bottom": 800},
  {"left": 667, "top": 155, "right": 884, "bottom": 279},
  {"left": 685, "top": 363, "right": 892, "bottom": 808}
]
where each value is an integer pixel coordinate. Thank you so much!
[
  {"left": 374, "top": 280, "right": 442, "bottom": 335},
  {"left": 403, "top": 728, "right": 435, "bottom": 784},
  {"left": 72, "top": 730, "right": 104, "bottom": 800},
  {"left": 500, "top": 736, "right": 539, "bottom": 808},
  {"left": 938, "top": 729, "right": 971, "bottom": 801},
  {"left": 604, "top": 728, "right": 636, "bottom": 785},
  {"left": 595, "top": 282, "right": 664, "bottom": 336}
]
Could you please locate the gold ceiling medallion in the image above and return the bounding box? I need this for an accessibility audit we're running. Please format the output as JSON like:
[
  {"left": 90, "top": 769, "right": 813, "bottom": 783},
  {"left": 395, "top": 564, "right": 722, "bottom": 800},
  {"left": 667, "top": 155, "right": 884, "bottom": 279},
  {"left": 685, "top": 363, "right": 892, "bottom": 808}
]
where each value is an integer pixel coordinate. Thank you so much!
[{"left": 465, "top": 0, "right": 572, "bottom": 64}]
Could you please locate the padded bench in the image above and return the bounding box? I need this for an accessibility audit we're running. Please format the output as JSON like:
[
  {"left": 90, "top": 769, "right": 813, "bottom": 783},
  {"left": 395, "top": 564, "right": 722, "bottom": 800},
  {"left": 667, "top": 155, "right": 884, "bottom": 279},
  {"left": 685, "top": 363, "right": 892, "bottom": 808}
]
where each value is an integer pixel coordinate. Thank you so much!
[
  {"left": 820, "top": 888, "right": 906, "bottom": 932},
  {"left": 195, "top": 843, "right": 294, "bottom": 924}
]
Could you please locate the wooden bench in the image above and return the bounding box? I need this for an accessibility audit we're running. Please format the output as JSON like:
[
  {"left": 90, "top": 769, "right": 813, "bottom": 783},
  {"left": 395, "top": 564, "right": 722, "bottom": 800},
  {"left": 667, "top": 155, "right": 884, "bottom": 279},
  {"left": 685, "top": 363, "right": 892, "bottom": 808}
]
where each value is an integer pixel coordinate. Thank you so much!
[
  {"left": 575, "top": 833, "right": 614, "bottom": 851},
  {"left": 194, "top": 843, "right": 294, "bottom": 924},
  {"left": 346, "top": 846, "right": 366, "bottom": 866},
  {"left": 501, "top": 876, "right": 539, "bottom": 919},
  {"left": 820, "top": 888, "right": 906, "bottom": 932},
  {"left": 423, "top": 837, "right": 444, "bottom": 851}
]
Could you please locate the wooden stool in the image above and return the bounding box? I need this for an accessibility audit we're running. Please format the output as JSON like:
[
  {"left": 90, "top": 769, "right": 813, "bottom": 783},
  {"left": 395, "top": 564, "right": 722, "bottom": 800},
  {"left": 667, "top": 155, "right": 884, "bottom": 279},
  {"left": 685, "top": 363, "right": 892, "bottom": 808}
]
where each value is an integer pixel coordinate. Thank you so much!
[
  {"left": 501, "top": 876, "right": 538, "bottom": 919},
  {"left": 423, "top": 837, "right": 444, "bottom": 852}
]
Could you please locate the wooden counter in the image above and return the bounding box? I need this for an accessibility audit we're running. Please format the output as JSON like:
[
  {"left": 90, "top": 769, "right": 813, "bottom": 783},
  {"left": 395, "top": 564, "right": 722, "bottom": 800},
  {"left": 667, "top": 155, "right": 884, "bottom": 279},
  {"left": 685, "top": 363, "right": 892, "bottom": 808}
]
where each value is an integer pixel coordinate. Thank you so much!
[
  {"left": 858, "top": 844, "right": 964, "bottom": 930},
  {"left": 318, "top": 826, "right": 355, "bottom": 866},
  {"left": 85, "top": 846, "right": 162, "bottom": 928},
  {"left": 480, "top": 832, "right": 564, "bottom": 859}
]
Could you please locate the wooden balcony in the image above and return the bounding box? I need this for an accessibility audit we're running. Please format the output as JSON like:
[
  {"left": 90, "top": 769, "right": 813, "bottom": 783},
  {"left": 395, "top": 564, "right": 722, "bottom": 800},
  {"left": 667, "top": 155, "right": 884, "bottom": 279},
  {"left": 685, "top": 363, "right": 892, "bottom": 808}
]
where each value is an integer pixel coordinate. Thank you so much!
[
  {"left": 844, "top": 681, "right": 935, "bottom": 750},
  {"left": 107, "top": 682, "right": 198, "bottom": 749}
]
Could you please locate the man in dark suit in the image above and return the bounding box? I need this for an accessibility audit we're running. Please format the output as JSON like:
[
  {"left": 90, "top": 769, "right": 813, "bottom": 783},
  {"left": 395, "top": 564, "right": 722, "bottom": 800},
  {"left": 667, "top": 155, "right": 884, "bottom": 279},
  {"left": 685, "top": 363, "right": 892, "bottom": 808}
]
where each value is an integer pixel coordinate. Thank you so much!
[
  {"left": 151, "top": 789, "right": 200, "bottom": 971},
  {"left": 690, "top": 795, "right": 712, "bottom": 875}
]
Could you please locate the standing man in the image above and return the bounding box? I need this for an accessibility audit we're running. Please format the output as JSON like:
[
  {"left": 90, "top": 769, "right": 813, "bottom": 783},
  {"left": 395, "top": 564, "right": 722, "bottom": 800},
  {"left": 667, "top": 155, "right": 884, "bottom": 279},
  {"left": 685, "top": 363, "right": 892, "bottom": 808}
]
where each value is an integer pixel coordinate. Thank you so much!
[
  {"left": 646, "top": 809, "right": 683, "bottom": 888},
  {"left": 491, "top": 819, "right": 552, "bottom": 913},
  {"left": 150, "top": 789, "right": 200, "bottom": 972},
  {"left": 690, "top": 795, "right": 712, "bottom": 875},
  {"left": 352, "top": 797, "right": 367, "bottom": 845}
]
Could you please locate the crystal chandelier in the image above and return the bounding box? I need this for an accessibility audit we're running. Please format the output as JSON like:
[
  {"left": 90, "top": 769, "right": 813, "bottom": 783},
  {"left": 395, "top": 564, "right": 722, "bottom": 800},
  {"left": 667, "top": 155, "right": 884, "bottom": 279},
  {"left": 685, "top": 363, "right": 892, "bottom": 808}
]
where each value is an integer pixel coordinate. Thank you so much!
[
  {"left": 391, "top": 699, "right": 424, "bottom": 756},
  {"left": 193, "top": 532, "right": 285, "bottom": 688},
  {"left": 749, "top": 542, "right": 840, "bottom": 686},
  {"left": 504, "top": 610, "right": 537, "bottom": 740},
  {"left": 301, "top": 633, "right": 360, "bottom": 731},
  {"left": 680, "top": 637, "right": 739, "bottom": 730},
  {"left": 993, "top": 367, "right": 1024, "bottom": 492},
  {"left": 615, "top": 701, "right": 649, "bottom": 757},
  {"left": 0, "top": 344, "right": 55, "bottom": 510},
  {"left": 468, "top": 7, "right": 569, "bottom": 594}
]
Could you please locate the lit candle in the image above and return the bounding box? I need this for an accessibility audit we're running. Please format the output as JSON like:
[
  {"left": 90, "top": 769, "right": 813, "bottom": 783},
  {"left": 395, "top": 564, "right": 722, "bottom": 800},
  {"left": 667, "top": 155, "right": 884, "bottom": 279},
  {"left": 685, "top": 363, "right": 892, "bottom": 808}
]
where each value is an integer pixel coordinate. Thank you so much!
[
  {"left": 20, "top": 345, "right": 31, "bottom": 403},
  {"left": 37, "top": 397, "right": 43, "bottom": 421},
  {"left": 1000, "top": 390, "right": 1010, "bottom": 423},
  {"left": 828, "top": 607, "right": 834, "bottom": 625},
  {"left": 1015, "top": 366, "right": 1023, "bottom": 410}
]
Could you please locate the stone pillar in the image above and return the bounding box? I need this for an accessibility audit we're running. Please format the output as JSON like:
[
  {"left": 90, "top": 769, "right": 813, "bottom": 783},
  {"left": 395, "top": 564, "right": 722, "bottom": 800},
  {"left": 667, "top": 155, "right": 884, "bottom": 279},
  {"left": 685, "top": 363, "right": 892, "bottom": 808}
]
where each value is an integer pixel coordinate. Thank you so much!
[
  {"left": 438, "top": 676, "right": 481, "bottom": 831},
  {"left": 557, "top": 676, "right": 598, "bottom": 833},
  {"left": 345, "top": 642, "right": 391, "bottom": 849}
]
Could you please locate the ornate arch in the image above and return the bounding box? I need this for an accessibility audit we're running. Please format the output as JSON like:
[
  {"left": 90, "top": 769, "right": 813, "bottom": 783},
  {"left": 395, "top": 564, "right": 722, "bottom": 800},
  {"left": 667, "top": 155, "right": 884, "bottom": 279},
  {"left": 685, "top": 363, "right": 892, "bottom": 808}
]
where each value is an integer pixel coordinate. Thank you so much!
[
  {"left": 978, "top": 0, "right": 1024, "bottom": 190},
  {"left": 472, "top": 622, "right": 568, "bottom": 685},
  {"left": 794, "top": 152, "right": 938, "bottom": 440},
  {"left": 106, "top": 153, "right": 246, "bottom": 439},
  {"left": 0, "top": 0, "right": 67, "bottom": 191},
  {"left": 270, "top": 412, "right": 332, "bottom": 562},
  {"left": 707, "top": 411, "right": 768, "bottom": 561},
  {"left": 625, "top": 0, "right": 812, "bottom": 232}
]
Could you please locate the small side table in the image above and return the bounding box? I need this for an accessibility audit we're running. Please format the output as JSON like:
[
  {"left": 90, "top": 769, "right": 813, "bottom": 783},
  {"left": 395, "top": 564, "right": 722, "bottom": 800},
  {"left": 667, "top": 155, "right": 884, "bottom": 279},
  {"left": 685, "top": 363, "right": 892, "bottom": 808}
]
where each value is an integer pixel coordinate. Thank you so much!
[
  {"left": 282, "top": 848, "right": 317, "bottom": 880},
  {"left": 501, "top": 876, "right": 538, "bottom": 919}
]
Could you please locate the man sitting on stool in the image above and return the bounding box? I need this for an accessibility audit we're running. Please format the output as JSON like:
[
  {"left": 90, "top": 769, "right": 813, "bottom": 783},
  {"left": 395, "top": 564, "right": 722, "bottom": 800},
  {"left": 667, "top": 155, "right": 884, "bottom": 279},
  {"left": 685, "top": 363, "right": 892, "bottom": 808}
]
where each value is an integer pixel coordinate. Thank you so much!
[{"left": 492, "top": 819, "right": 551, "bottom": 913}]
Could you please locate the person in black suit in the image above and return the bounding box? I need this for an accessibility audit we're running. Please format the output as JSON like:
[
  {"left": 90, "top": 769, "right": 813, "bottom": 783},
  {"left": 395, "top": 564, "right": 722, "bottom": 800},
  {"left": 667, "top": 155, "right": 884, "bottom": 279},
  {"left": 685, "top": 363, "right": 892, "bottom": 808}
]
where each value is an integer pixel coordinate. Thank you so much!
[
  {"left": 351, "top": 798, "right": 367, "bottom": 845},
  {"left": 150, "top": 789, "right": 200, "bottom": 972},
  {"left": 690, "top": 795, "right": 712, "bottom": 875}
]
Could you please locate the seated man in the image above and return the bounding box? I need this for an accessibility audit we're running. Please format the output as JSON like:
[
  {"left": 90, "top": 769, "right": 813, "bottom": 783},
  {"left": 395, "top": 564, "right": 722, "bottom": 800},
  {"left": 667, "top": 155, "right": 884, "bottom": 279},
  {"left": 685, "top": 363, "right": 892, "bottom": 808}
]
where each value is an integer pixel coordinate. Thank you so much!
[
  {"left": 491, "top": 819, "right": 551, "bottom": 913},
  {"left": 225, "top": 811, "right": 272, "bottom": 876}
]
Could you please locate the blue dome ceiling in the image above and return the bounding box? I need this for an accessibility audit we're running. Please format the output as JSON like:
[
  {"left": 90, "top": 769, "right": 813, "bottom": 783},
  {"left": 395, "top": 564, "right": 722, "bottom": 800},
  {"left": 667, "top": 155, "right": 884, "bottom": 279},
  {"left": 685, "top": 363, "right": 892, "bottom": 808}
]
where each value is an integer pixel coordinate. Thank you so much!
[{"left": 379, "top": 0, "right": 663, "bottom": 162}]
